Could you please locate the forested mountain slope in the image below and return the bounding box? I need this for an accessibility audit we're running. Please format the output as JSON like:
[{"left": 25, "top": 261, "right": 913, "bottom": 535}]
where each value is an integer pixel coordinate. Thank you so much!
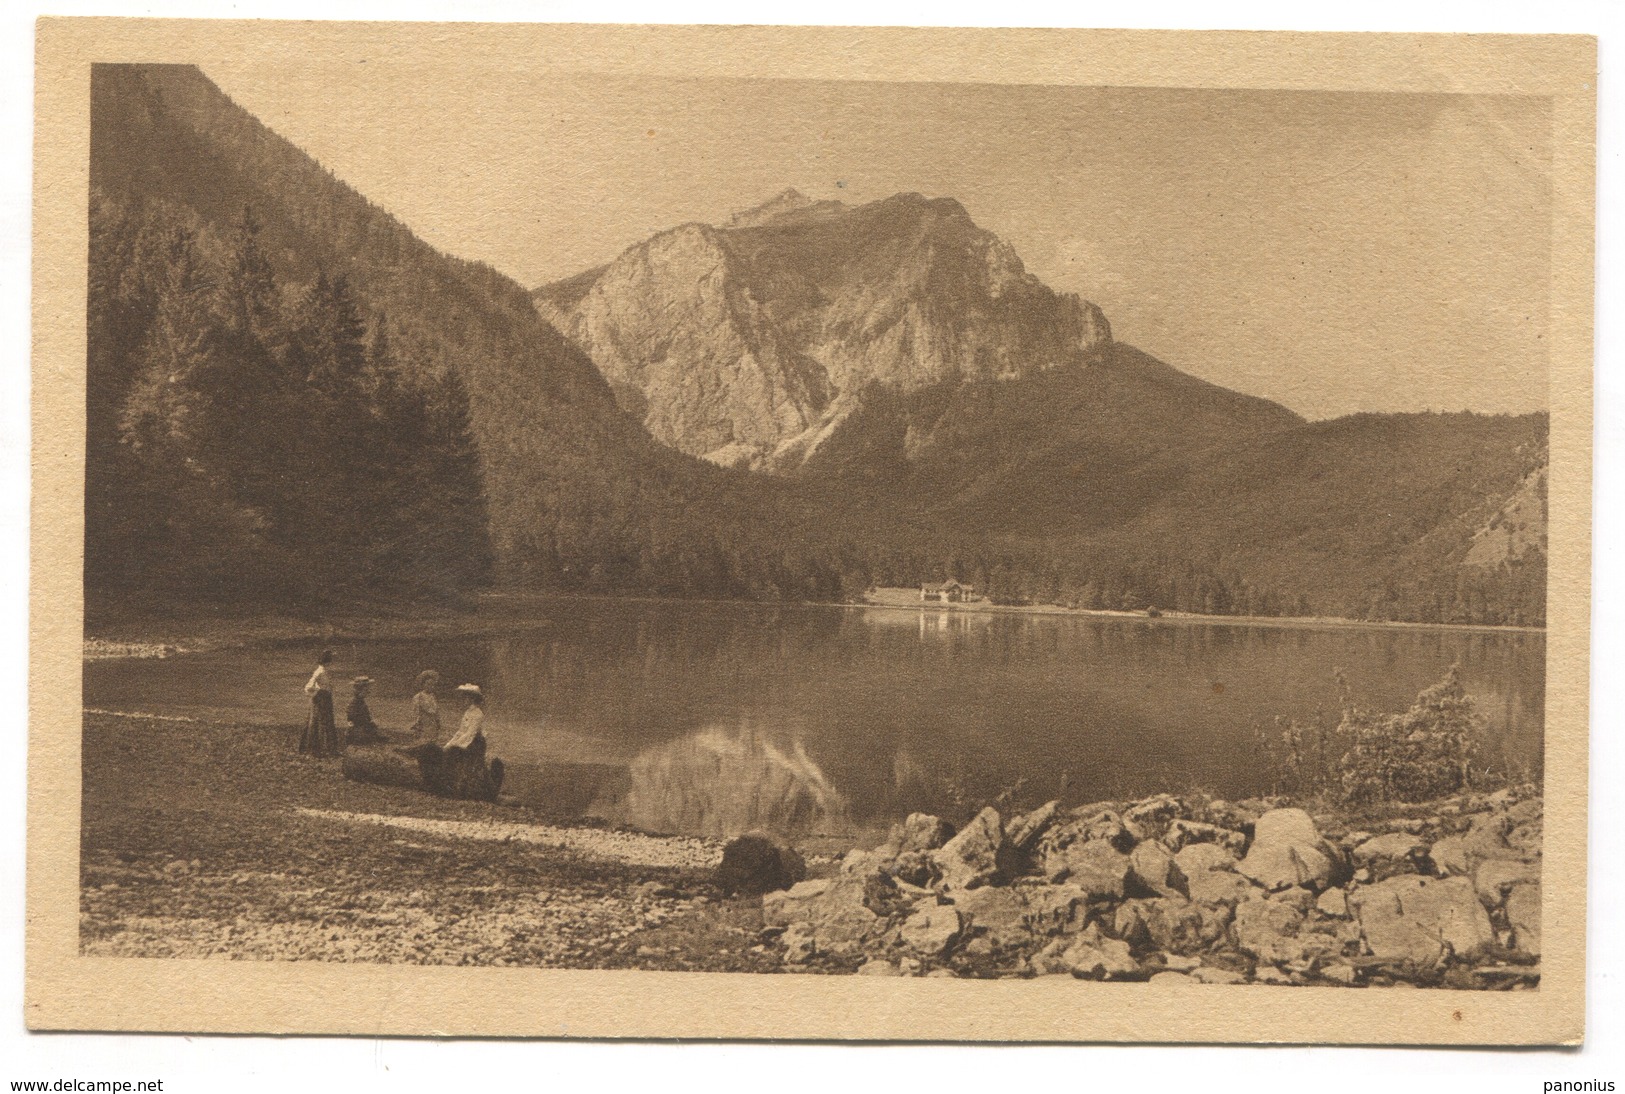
[{"left": 87, "top": 63, "right": 809, "bottom": 611}]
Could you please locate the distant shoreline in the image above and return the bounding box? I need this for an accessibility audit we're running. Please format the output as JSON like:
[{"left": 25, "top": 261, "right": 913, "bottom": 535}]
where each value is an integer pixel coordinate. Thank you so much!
[
  {"left": 82, "top": 587, "right": 1544, "bottom": 660},
  {"left": 844, "top": 592, "right": 1546, "bottom": 636}
]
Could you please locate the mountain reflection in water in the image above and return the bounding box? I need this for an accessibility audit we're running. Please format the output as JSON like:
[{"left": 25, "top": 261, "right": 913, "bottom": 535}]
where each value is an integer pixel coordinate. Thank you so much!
[{"left": 590, "top": 721, "right": 851, "bottom": 838}]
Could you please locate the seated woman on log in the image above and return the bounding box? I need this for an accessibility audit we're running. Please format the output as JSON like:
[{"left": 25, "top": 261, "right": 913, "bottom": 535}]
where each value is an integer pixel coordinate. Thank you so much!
[
  {"left": 344, "top": 676, "right": 387, "bottom": 745},
  {"left": 407, "top": 683, "right": 505, "bottom": 801}
]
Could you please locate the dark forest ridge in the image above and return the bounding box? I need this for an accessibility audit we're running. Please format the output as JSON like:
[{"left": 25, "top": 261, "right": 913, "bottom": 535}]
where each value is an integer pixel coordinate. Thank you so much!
[{"left": 84, "top": 64, "right": 1546, "bottom": 627}]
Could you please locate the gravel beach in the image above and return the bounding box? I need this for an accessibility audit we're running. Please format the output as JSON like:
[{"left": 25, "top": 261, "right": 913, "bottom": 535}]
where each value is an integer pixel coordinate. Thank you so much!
[{"left": 79, "top": 711, "right": 782, "bottom": 971}]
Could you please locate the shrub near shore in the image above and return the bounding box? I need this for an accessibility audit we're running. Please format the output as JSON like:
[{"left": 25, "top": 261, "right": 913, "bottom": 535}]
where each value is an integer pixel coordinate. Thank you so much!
[{"left": 1266, "top": 666, "right": 1499, "bottom": 805}]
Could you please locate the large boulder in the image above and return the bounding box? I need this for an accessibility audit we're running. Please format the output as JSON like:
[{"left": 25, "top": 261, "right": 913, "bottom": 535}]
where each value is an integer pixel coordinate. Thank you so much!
[
  {"left": 1056, "top": 928, "right": 1141, "bottom": 980},
  {"left": 1173, "top": 841, "right": 1255, "bottom": 905},
  {"left": 1123, "top": 794, "right": 1183, "bottom": 842},
  {"left": 1316, "top": 888, "right": 1350, "bottom": 918},
  {"left": 1474, "top": 858, "right": 1540, "bottom": 909},
  {"left": 1505, "top": 881, "right": 1541, "bottom": 956},
  {"left": 1233, "top": 899, "right": 1309, "bottom": 965},
  {"left": 1350, "top": 875, "right": 1494, "bottom": 964},
  {"left": 1144, "top": 897, "right": 1204, "bottom": 955},
  {"left": 931, "top": 807, "right": 1017, "bottom": 891},
  {"left": 1237, "top": 809, "right": 1346, "bottom": 892},
  {"left": 1143, "top": 896, "right": 1231, "bottom": 955},
  {"left": 1174, "top": 841, "right": 1236, "bottom": 876},
  {"left": 1129, "top": 840, "right": 1180, "bottom": 897},
  {"left": 884, "top": 813, "right": 956, "bottom": 858},
  {"left": 1005, "top": 800, "right": 1060, "bottom": 855},
  {"left": 1166, "top": 818, "right": 1249, "bottom": 856},
  {"left": 1427, "top": 835, "right": 1472, "bottom": 877},
  {"left": 761, "top": 871, "right": 894, "bottom": 957},
  {"left": 1042, "top": 838, "right": 1131, "bottom": 899},
  {"left": 951, "top": 886, "right": 1030, "bottom": 945},
  {"left": 1018, "top": 884, "right": 1092, "bottom": 937},
  {"left": 763, "top": 879, "right": 832, "bottom": 927},
  {"left": 760, "top": 877, "right": 832, "bottom": 923},
  {"left": 804, "top": 880, "right": 885, "bottom": 954},
  {"left": 900, "top": 903, "right": 962, "bottom": 957},
  {"left": 715, "top": 832, "right": 807, "bottom": 895},
  {"left": 1109, "top": 899, "right": 1153, "bottom": 947},
  {"left": 1185, "top": 868, "right": 1256, "bottom": 906},
  {"left": 1352, "top": 833, "right": 1428, "bottom": 880}
]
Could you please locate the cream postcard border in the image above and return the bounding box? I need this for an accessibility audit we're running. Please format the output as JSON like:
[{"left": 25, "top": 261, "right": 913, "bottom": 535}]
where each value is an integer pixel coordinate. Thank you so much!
[{"left": 26, "top": 18, "right": 1596, "bottom": 1043}]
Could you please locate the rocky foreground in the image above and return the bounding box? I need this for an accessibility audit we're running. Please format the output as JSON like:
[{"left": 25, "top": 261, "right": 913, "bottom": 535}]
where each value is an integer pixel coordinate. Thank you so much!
[{"left": 748, "top": 790, "right": 1542, "bottom": 988}]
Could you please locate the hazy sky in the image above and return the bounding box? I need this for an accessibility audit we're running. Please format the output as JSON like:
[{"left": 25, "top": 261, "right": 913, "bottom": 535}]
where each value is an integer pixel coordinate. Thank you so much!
[{"left": 205, "top": 63, "right": 1552, "bottom": 420}]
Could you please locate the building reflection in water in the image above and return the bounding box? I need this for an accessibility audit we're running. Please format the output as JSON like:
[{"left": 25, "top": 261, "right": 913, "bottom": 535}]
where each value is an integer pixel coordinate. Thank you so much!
[{"left": 589, "top": 719, "right": 852, "bottom": 839}]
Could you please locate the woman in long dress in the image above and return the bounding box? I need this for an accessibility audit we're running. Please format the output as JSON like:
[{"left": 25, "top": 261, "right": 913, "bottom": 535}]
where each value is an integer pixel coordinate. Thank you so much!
[{"left": 299, "top": 649, "right": 341, "bottom": 756}]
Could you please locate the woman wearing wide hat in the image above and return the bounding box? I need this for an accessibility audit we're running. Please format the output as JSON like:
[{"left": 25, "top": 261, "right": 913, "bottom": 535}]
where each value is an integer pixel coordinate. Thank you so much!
[{"left": 410, "top": 683, "right": 504, "bottom": 800}]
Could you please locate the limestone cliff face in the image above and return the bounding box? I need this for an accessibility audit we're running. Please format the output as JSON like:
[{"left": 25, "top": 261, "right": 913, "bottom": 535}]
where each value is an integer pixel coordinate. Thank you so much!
[{"left": 534, "top": 191, "right": 1111, "bottom": 470}]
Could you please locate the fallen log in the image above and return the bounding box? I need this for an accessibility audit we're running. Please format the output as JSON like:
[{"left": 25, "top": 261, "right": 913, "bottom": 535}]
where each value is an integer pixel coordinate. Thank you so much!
[{"left": 341, "top": 744, "right": 427, "bottom": 791}]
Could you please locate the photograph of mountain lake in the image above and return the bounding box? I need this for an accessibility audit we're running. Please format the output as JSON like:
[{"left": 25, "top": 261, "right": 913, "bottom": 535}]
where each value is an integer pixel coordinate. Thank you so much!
[{"left": 76, "top": 54, "right": 1557, "bottom": 993}]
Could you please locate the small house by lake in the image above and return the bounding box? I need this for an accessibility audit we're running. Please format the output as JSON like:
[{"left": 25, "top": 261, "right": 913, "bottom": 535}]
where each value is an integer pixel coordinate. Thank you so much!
[{"left": 921, "top": 579, "right": 975, "bottom": 603}]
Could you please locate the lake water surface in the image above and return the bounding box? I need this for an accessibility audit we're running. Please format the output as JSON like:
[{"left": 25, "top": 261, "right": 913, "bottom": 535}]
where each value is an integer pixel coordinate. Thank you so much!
[{"left": 84, "top": 597, "right": 1544, "bottom": 842}]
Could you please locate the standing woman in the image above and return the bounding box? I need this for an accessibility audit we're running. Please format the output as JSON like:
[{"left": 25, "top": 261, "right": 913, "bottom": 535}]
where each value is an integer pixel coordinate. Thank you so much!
[
  {"left": 410, "top": 670, "right": 442, "bottom": 741},
  {"left": 299, "top": 649, "right": 341, "bottom": 756}
]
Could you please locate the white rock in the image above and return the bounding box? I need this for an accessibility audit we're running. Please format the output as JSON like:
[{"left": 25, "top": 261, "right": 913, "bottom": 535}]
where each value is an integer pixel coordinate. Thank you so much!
[{"left": 1237, "top": 808, "right": 1340, "bottom": 891}]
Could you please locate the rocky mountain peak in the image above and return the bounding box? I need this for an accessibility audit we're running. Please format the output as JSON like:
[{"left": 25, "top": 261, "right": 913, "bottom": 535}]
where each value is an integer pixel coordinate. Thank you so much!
[
  {"left": 533, "top": 192, "right": 1113, "bottom": 471},
  {"left": 729, "top": 187, "right": 807, "bottom": 222},
  {"left": 726, "top": 188, "right": 850, "bottom": 229}
]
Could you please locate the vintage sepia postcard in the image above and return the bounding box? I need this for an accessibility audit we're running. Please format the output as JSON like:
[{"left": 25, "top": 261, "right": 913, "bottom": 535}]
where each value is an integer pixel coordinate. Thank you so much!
[{"left": 27, "top": 19, "right": 1595, "bottom": 1042}]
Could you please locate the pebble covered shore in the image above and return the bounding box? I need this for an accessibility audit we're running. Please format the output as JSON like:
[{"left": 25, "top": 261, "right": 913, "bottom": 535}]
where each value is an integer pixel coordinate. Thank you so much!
[{"left": 80, "top": 712, "right": 774, "bottom": 971}]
